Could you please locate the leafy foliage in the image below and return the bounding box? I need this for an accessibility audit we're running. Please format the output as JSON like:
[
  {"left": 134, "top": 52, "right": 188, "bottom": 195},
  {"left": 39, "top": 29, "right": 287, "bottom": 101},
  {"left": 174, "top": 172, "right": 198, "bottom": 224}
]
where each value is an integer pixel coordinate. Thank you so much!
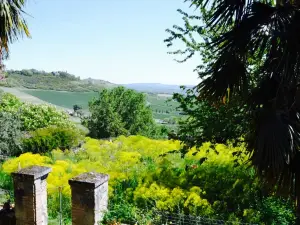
[
  {"left": 0, "top": 112, "right": 22, "bottom": 156},
  {"left": 0, "top": 136, "right": 295, "bottom": 223},
  {"left": 19, "top": 103, "right": 74, "bottom": 131},
  {"left": 0, "top": 92, "right": 75, "bottom": 131},
  {"left": 22, "top": 126, "right": 84, "bottom": 154},
  {"left": 85, "top": 87, "right": 165, "bottom": 139},
  {"left": 0, "top": 93, "right": 22, "bottom": 113},
  {"left": 172, "top": 86, "right": 248, "bottom": 148},
  {"left": 0, "top": 0, "right": 31, "bottom": 71}
]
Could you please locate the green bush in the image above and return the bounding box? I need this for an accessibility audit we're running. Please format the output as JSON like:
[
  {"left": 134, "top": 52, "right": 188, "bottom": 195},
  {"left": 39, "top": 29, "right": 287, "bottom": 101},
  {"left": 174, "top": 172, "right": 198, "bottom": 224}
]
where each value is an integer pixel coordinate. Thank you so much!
[
  {"left": 259, "top": 197, "right": 296, "bottom": 225},
  {"left": 22, "top": 126, "right": 84, "bottom": 154},
  {"left": 0, "top": 93, "right": 75, "bottom": 131},
  {"left": 0, "top": 93, "right": 22, "bottom": 113},
  {"left": 19, "top": 103, "right": 74, "bottom": 131},
  {"left": 0, "top": 112, "right": 23, "bottom": 156}
]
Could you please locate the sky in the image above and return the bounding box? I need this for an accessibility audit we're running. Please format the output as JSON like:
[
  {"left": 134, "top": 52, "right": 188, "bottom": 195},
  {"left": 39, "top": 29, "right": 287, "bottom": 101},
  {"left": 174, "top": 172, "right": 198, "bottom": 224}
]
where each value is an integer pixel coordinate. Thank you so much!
[{"left": 5, "top": 0, "right": 201, "bottom": 85}]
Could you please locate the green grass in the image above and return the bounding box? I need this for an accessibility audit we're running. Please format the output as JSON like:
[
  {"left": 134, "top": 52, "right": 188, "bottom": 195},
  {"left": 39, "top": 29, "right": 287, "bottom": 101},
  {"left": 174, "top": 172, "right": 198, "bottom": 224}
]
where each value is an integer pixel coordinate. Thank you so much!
[
  {"left": 22, "top": 89, "right": 181, "bottom": 121},
  {"left": 23, "top": 89, "right": 98, "bottom": 109}
]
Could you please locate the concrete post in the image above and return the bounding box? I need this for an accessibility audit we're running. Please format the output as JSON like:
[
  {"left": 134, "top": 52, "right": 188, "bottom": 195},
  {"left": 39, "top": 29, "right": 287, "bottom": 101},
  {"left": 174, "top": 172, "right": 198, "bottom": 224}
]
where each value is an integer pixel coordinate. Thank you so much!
[
  {"left": 69, "top": 172, "right": 109, "bottom": 225},
  {"left": 12, "top": 166, "right": 51, "bottom": 225}
]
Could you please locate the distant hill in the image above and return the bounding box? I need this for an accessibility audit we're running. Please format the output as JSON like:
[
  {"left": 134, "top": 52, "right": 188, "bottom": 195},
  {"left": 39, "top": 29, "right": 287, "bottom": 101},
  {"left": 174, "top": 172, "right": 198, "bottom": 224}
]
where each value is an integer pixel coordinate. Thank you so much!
[
  {"left": 0, "top": 69, "right": 193, "bottom": 94},
  {"left": 0, "top": 69, "right": 115, "bottom": 92},
  {"left": 123, "top": 83, "right": 194, "bottom": 94},
  {"left": 81, "top": 77, "right": 115, "bottom": 86}
]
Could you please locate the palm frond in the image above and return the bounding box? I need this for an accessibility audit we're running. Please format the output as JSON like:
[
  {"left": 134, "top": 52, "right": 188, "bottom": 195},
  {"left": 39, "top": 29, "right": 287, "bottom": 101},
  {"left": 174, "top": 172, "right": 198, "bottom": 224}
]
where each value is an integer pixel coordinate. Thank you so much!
[
  {"left": 197, "top": 52, "right": 248, "bottom": 101},
  {"left": 192, "top": 0, "right": 300, "bottom": 203},
  {"left": 247, "top": 109, "right": 299, "bottom": 175},
  {"left": 0, "top": 0, "right": 31, "bottom": 50}
]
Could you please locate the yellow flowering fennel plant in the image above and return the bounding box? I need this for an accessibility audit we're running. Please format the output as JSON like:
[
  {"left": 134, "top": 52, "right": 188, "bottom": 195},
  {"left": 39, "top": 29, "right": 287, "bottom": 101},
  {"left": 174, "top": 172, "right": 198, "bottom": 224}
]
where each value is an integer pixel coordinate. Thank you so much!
[
  {"left": 1, "top": 136, "right": 296, "bottom": 223},
  {"left": 2, "top": 135, "right": 181, "bottom": 196}
]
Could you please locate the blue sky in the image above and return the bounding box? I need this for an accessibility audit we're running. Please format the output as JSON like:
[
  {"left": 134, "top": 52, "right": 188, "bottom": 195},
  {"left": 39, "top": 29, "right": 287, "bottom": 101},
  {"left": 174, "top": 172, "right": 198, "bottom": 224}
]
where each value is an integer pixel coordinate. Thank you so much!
[{"left": 5, "top": 0, "right": 201, "bottom": 85}]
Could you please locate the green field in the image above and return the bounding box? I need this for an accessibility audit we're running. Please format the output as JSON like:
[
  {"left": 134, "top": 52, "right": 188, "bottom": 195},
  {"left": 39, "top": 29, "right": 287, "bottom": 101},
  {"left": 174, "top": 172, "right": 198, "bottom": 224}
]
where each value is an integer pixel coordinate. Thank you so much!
[
  {"left": 22, "top": 89, "right": 181, "bottom": 121},
  {"left": 23, "top": 89, "right": 97, "bottom": 109}
]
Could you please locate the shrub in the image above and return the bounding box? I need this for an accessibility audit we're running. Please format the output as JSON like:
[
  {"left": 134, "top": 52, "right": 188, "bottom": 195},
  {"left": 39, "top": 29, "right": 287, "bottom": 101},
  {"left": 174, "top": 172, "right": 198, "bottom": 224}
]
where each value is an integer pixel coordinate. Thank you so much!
[
  {"left": 259, "top": 197, "right": 296, "bottom": 225},
  {"left": 0, "top": 93, "right": 22, "bottom": 113},
  {"left": 0, "top": 93, "right": 75, "bottom": 131},
  {"left": 19, "top": 103, "right": 74, "bottom": 131},
  {"left": 22, "top": 126, "right": 84, "bottom": 154},
  {"left": 0, "top": 112, "right": 23, "bottom": 156}
]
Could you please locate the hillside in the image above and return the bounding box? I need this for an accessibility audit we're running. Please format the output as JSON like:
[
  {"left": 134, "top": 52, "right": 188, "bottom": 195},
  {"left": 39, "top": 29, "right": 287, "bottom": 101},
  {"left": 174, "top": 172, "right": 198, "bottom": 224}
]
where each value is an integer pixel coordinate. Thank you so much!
[
  {"left": 0, "top": 69, "right": 194, "bottom": 94},
  {"left": 0, "top": 69, "right": 185, "bottom": 123},
  {"left": 123, "top": 83, "right": 194, "bottom": 94},
  {"left": 0, "top": 69, "right": 115, "bottom": 92}
]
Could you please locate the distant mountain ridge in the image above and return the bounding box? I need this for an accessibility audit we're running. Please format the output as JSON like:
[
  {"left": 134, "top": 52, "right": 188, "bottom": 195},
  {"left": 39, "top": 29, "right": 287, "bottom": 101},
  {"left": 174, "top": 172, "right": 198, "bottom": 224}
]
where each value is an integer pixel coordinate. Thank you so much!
[{"left": 123, "top": 83, "right": 194, "bottom": 94}]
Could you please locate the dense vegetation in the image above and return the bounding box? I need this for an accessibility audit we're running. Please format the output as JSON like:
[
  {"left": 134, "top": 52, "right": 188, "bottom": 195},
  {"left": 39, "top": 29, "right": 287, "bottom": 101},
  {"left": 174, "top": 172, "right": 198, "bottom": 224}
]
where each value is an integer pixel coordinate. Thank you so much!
[
  {"left": 0, "top": 92, "right": 80, "bottom": 156},
  {"left": 171, "top": 86, "right": 248, "bottom": 148},
  {"left": 164, "top": 0, "right": 300, "bottom": 219},
  {"left": 0, "top": 69, "right": 114, "bottom": 92},
  {"left": 1, "top": 0, "right": 299, "bottom": 223},
  {"left": 0, "top": 136, "right": 296, "bottom": 224},
  {"left": 0, "top": 88, "right": 296, "bottom": 224}
]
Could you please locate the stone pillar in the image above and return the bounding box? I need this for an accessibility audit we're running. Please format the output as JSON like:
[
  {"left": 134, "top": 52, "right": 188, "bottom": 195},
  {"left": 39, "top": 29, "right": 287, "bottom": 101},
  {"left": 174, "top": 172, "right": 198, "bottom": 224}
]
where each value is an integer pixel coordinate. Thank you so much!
[
  {"left": 12, "top": 166, "right": 52, "bottom": 225},
  {"left": 69, "top": 172, "right": 109, "bottom": 225}
]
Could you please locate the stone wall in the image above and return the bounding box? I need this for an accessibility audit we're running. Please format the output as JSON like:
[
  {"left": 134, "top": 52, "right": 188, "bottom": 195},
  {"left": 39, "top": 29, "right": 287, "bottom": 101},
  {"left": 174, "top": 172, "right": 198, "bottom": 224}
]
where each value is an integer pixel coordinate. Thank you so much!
[
  {"left": 69, "top": 172, "right": 109, "bottom": 225},
  {"left": 0, "top": 166, "right": 109, "bottom": 225}
]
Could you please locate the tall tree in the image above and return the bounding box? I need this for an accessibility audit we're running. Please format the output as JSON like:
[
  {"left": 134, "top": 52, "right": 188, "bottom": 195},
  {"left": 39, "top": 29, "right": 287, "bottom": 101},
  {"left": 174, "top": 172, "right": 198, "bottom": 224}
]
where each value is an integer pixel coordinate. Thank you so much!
[
  {"left": 0, "top": 0, "right": 31, "bottom": 74},
  {"left": 85, "top": 87, "right": 164, "bottom": 139},
  {"left": 166, "top": 0, "right": 300, "bottom": 220}
]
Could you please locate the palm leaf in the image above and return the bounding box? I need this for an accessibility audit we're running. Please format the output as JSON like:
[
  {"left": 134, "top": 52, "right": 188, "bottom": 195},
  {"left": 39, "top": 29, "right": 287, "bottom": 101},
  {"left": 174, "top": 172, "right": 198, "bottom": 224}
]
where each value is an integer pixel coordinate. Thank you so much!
[
  {"left": 194, "top": 0, "right": 300, "bottom": 204},
  {"left": 247, "top": 109, "right": 299, "bottom": 175},
  {"left": 197, "top": 52, "right": 248, "bottom": 102}
]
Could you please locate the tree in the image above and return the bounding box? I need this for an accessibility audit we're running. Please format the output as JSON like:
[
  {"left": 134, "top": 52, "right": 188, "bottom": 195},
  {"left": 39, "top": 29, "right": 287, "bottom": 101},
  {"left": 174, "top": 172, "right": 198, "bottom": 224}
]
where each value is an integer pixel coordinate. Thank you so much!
[
  {"left": 73, "top": 104, "right": 82, "bottom": 112},
  {"left": 85, "top": 87, "right": 159, "bottom": 139},
  {"left": 0, "top": 0, "right": 31, "bottom": 73},
  {"left": 166, "top": 0, "right": 300, "bottom": 220},
  {"left": 172, "top": 86, "right": 248, "bottom": 149}
]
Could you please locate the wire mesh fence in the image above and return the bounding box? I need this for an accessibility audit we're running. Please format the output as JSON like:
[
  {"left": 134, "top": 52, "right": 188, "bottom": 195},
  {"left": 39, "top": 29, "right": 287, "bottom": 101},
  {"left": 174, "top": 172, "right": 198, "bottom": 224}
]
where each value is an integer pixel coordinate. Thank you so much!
[
  {"left": 149, "top": 211, "right": 258, "bottom": 225},
  {"left": 0, "top": 179, "right": 259, "bottom": 225}
]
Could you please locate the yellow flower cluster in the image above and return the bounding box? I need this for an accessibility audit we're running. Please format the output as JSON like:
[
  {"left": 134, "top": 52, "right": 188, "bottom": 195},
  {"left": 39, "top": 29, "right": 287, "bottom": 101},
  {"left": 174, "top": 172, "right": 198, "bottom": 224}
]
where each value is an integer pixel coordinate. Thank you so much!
[
  {"left": 2, "top": 152, "right": 51, "bottom": 173},
  {"left": 2, "top": 135, "right": 257, "bottom": 218},
  {"left": 2, "top": 135, "right": 181, "bottom": 196}
]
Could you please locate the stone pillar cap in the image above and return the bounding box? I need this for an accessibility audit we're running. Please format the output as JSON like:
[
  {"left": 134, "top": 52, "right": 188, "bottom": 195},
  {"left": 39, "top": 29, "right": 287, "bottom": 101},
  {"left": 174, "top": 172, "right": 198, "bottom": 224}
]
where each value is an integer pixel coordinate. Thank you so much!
[
  {"left": 69, "top": 172, "right": 109, "bottom": 188},
  {"left": 12, "top": 165, "right": 52, "bottom": 180}
]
